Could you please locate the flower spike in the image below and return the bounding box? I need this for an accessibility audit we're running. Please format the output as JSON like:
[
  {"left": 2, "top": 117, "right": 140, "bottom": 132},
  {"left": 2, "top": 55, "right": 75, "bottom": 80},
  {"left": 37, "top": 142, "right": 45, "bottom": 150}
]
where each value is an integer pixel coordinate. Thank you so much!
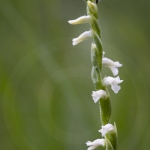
[{"left": 68, "top": 0, "right": 122, "bottom": 149}]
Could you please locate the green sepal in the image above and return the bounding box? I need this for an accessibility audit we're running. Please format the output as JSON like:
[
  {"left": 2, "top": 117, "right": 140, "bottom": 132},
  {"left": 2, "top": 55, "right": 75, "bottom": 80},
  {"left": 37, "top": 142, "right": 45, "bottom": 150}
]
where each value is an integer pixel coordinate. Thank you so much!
[
  {"left": 114, "top": 122, "right": 118, "bottom": 138},
  {"left": 105, "top": 137, "right": 114, "bottom": 150},
  {"left": 91, "top": 45, "right": 103, "bottom": 89},
  {"left": 92, "top": 30, "right": 103, "bottom": 68},
  {"left": 91, "top": 43, "right": 102, "bottom": 70},
  {"left": 91, "top": 66, "right": 102, "bottom": 89},
  {"left": 92, "top": 30, "right": 103, "bottom": 53},
  {"left": 99, "top": 95, "right": 111, "bottom": 125},
  {"left": 90, "top": 15, "right": 101, "bottom": 37}
]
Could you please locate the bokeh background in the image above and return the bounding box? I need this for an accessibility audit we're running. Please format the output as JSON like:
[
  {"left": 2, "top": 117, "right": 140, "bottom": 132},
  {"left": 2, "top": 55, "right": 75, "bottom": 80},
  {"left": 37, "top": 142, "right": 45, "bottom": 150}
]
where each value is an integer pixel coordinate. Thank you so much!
[{"left": 0, "top": 0, "right": 150, "bottom": 149}]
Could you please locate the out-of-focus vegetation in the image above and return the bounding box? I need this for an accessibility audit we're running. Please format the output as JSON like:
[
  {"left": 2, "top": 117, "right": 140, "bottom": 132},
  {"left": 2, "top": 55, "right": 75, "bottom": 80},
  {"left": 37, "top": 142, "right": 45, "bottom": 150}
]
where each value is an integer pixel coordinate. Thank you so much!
[{"left": 0, "top": 0, "right": 150, "bottom": 150}]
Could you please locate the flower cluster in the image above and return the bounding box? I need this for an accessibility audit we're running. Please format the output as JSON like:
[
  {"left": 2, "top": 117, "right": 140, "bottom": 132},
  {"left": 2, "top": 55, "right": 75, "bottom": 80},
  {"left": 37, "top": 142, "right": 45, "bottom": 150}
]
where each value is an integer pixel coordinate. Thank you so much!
[
  {"left": 68, "top": 0, "right": 122, "bottom": 149},
  {"left": 92, "top": 54, "right": 123, "bottom": 103},
  {"left": 68, "top": 1, "right": 123, "bottom": 99},
  {"left": 86, "top": 124, "right": 115, "bottom": 149}
]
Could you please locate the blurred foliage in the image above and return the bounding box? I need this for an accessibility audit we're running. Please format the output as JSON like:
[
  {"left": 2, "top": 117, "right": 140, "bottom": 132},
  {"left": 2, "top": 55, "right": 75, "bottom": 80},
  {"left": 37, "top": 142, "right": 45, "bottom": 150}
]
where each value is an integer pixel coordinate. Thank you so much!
[{"left": 0, "top": 0, "right": 150, "bottom": 150}]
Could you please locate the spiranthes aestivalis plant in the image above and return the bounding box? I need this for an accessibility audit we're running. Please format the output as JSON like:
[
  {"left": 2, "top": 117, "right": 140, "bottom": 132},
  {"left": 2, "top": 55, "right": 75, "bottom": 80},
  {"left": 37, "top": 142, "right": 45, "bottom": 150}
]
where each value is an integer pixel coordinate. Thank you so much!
[{"left": 68, "top": 0, "right": 123, "bottom": 149}]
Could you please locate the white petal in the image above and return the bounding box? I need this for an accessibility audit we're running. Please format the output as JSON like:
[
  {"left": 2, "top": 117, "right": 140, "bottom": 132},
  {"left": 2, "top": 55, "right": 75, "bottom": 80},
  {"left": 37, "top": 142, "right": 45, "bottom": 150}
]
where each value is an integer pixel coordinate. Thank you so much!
[
  {"left": 99, "top": 124, "right": 114, "bottom": 137},
  {"left": 103, "top": 76, "right": 123, "bottom": 93},
  {"left": 99, "top": 129, "right": 107, "bottom": 137},
  {"left": 109, "top": 66, "right": 119, "bottom": 76},
  {"left": 111, "top": 84, "right": 121, "bottom": 94},
  {"left": 92, "top": 90, "right": 108, "bottom": 103},
  {"left": 86, "top": 139, "right": 105, "bottom": 150},
  {"left": 87, "top": 147, "right": 93, "bottom": 150},
  {"left": 68, "top": 15, "right": 91, "bottom": 25},
  {"left": 86, "top": 141, "right": 93, "bottom": 146},
  {"left": 72, "top": 30, "right": 92, "bottom": 46},
  {"left": 91, "top": 43, "right": 96, "bottom": 49},
  {"left": 102, "top": 57, "right": 122, "bottom": 76}
]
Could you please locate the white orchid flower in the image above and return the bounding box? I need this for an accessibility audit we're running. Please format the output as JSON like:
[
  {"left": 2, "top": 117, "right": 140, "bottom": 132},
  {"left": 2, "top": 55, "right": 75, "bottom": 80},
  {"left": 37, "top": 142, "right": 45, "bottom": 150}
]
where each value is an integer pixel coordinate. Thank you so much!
[
  {"left": 102, "top": 57, "right": 122, "bottom": 76},
  {"left": 99, "top": 123, "right": 114, "bottom": 137},
  {"left": 86, "top": 139, "right": 105, "bottom": 150},
  {"left": 103, "top": 76, "right": 123, "bottom": 93},
  {"left": 92, "top": 90, "right": 108, "bottom": 103}
]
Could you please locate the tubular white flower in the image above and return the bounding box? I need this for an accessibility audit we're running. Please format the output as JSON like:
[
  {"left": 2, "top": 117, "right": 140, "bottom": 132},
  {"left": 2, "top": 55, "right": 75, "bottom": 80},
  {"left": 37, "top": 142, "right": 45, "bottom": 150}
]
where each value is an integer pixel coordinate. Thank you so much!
[
  {"left": 102, "top": 57, "right": 122, "bottom": 76},
  {"left": 103, "top": 76, "right": 123, "bottom": 94},
  {"left": 72, "top": 30, "right": 92, "bottom": 46},
  {"left": 86, "top": 139, "right": 105, "bottom": 150},
  {"left": 92, "top": 90, "right": 108, "bottom": 103},
  {"left": 99, "top": 124, "right": 114, "bottom": 137},
  {"left": 68, "top": 15, "right": 91, "bottom": 25}
]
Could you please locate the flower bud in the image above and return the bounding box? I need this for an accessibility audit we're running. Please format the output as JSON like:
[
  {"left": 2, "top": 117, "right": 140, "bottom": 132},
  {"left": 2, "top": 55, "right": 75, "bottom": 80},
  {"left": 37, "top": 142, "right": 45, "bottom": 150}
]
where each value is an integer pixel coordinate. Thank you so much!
[
  {"left": 87, "top": 1, "right": 98, "bottom": 15},
  {"left": 68, "top": 15, "right": 91, "bottom": 25},
  {"left": 72, "top": 30, "right": 92, "bottom": 45}
]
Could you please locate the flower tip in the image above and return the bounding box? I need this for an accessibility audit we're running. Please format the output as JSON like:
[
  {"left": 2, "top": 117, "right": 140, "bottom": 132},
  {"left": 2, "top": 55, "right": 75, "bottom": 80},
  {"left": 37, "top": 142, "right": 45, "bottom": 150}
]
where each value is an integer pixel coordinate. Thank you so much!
[
  {"left": 86, "top": 141, "right": 92, "bottom": 146},
  {"left": 119, "top": 63, "right": 123, "bottom": 67},
  {"left": 68, "top": 16, "right": 91, "bottom": 25},
  {"left": 87, "top": 0, "right": 97, "bottom": 11},
  {"left": 87, "top": 0, "right": 94, "bottom": 6},
  {"left": 72, "top": 41, "right": 77, "bottom": 46},
  {"left": 68, "top": 20, "right": 73, "bottom": 24},
  {"left": 115, "top": 61, "right": 122, "bottom": 67},
  {"left": 71, "top": 30, "right": 92, "bottom": 46},
  {"left": 116, "top": 76, "right": 123, "bottom": 83},
  {"left": 87, "top": 0, "right": 92, "bottom": 5},
  {"left": 113, "top": 85, "right": 121, "bottom": 94},
  {"left": 113, "top": 69, "right": 118, "bottom": 76}
]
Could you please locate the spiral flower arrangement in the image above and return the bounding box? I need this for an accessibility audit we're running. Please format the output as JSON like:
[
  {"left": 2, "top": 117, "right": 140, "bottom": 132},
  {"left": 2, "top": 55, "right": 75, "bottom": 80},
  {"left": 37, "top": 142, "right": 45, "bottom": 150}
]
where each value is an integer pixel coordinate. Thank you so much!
[{"left": 68, "top": 0, "right": 123, "bottom": 149}]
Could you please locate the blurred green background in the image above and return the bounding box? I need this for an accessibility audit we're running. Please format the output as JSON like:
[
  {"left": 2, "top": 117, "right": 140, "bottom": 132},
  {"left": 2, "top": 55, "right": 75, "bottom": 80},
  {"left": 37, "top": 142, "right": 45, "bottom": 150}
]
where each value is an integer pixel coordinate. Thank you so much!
[{"left": 0, "top": 0, "right": 150, "bottom": 149}]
